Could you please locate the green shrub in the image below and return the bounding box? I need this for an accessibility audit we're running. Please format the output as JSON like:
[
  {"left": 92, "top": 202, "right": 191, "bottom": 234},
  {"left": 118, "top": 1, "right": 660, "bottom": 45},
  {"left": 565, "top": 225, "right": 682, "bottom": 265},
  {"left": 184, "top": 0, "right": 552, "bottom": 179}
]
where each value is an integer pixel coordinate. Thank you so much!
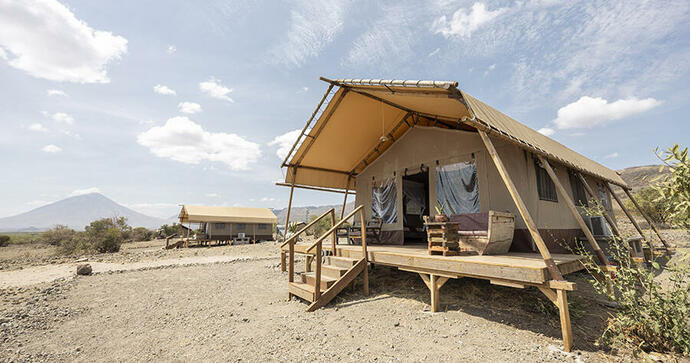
[
  {"left": 0, "top": 235, "right": 9, "bottom": 247},
  {"left": 624, "top": 187, "right": 671, "bottom": 225},
  {"left": 159, "top": 223, "right": 181, "bottom": 237},
  {"left": 132, "top": 227, "right": 154, "bottom": 242},
  {"left": 574, "top": 238, "right": 690, "bottom": 356},
  {"left": 654, "top": 144, "right": 690, "bottom": 228},
  {"left": 59, "top": 217, "right": 131, "bottom": 255},
  {"left": 93, "top": 227, "right": 124, "bottom": 253},
  {"left": 40, "top": 225, "right": 77, "bottom": 246}
]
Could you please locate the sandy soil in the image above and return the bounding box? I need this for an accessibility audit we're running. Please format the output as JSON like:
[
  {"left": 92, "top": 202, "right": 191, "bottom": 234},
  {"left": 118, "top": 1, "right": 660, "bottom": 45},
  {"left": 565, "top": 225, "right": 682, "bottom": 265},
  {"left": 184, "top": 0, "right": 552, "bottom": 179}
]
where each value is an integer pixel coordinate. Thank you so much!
[{"left": 0, "top": 233, "right": 687, "bottom": 362}]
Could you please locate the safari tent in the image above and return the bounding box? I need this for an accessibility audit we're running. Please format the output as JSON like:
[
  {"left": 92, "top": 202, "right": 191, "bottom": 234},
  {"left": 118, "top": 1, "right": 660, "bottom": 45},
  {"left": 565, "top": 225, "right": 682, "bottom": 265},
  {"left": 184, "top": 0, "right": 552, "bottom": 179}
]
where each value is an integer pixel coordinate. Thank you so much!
[
  {"left": 178, "top": 205, "right": 277, "bottom": 243},
  {"left": 277, "top": 77, "right": 670, "bottom": 352}
]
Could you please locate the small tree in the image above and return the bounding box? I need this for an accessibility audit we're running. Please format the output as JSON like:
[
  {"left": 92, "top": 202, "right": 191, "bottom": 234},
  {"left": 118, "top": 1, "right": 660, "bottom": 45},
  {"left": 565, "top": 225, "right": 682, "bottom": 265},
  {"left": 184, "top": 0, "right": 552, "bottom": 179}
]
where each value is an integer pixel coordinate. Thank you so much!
[{"left": 0, "top": 235, "right": 9, "bottom": 247}]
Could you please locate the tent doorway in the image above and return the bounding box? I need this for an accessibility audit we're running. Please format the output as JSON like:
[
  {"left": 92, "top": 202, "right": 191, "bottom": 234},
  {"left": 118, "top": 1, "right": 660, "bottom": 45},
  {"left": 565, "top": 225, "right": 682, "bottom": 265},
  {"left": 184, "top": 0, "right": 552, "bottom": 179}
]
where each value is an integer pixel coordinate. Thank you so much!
[{"left": 403, "top": 170, "right": 429, "bottom": 244}]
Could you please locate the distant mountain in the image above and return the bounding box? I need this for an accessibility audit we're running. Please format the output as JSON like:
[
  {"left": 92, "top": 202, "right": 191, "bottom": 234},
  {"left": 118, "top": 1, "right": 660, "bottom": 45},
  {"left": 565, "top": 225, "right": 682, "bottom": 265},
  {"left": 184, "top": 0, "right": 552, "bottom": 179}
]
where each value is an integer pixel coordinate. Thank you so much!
[
  {"left": 0, "top": 193, "right": 167, "bottom": 232},
  {"left": 617, "top": 165, "right": 668, "bottom": 193},
  {"left": 272, "top": 202, "right": 355, "bottom": 225}
]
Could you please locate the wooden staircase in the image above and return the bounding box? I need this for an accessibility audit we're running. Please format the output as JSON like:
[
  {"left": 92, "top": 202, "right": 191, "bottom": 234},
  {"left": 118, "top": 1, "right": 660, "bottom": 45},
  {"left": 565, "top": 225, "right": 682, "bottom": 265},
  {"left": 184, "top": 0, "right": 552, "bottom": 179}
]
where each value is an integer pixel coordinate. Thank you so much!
[
  {"left": 289, "top": 256, "right": 366, "bottom": 311},
  {"left": 282, "top": 205, "right": 370, "bottom": 311}
]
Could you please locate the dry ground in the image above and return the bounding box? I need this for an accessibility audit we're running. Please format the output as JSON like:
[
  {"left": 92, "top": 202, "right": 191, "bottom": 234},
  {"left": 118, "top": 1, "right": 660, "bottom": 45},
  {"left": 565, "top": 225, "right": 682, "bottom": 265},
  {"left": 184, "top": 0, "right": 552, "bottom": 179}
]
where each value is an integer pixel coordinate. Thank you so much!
[{"left": 0, "top": 229, "right": 687, "bottom": 362}]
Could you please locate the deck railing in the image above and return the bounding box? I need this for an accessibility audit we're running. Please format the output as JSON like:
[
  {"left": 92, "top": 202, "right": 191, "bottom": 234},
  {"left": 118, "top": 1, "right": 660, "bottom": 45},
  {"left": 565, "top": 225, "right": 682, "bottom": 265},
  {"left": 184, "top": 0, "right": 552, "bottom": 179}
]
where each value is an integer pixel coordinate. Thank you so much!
[{"left": 287, "top": 204, "right": 368, "bottom": 300}]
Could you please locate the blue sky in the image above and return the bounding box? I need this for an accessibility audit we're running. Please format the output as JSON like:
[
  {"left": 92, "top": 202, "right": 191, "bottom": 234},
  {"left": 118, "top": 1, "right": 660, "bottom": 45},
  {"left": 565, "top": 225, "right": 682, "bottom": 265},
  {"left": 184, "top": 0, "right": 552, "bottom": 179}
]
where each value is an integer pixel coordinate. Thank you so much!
[{"left": 1, "top": 0, "right": 688, "bottom": 218}]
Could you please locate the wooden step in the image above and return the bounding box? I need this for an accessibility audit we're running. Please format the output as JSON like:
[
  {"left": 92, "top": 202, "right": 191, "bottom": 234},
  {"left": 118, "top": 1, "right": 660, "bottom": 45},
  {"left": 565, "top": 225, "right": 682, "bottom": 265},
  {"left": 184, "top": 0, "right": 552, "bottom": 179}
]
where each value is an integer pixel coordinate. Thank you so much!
[
  {"left": 321, "top": 264, "right": 349, "bottom": 279},
  {"left": 301, "top": 272, "right": 337, "bottom": 290},
  {"left": 325, "top": 256, "right": 358, "bottom": 269},
  {"left": 289, "top": 282, "right": 316, "bottom": 302}
]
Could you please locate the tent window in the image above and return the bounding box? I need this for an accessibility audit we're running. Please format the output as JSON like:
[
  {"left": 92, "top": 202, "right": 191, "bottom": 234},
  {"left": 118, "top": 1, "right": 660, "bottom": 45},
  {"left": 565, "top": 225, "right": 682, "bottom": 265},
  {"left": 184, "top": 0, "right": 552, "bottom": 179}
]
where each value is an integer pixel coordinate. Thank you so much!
[
  {"left": 372, "top": 177, "right": 398, "bottom": 224},
  {"left": 258, "top": 224, "right": 268, "bottom": 230},
  {"left": 568, "top": 170, "right": 588, "bottom": 207},
  {"left": 436, "top": 161, "right": 480, "bottom": 215},
  {"left": 236, "top": 223, "right": 246, "bottom": 229},
  {"left": 214, "top": 223, "right": 225, "bottom": 229},
  {"left": 535, "top": 161, "right": 558, "bottom": 202}
]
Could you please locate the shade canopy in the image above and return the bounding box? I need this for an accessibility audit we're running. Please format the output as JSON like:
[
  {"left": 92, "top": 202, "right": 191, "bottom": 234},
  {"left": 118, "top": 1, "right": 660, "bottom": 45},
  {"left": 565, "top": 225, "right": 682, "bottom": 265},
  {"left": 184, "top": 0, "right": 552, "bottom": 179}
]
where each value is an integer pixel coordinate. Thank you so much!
[
  {"left": 179, "top": 205, "right": 277, "bottom": 224},
  {"left": 283, "top": 78, "right": 627, "bottom": 190}
]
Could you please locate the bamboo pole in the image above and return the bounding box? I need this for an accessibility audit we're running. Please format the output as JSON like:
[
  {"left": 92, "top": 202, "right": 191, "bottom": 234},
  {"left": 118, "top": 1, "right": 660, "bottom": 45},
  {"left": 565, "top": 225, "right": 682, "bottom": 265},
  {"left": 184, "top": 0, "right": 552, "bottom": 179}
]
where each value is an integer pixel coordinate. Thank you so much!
[
  {"left": 606, "top": 183, "right": 652, "bottom": 247},
  {"left": 576, "top": 172, "right": 621, "bottom": 238},
  {"left": 479, "top": 130, "right": 564, "bottom": 281},
  {"left": 622, "top": 188, "right": 672, "bottom": 252},
  {"left": 341, "top": 177, "right": 350, "bottom": 219},
  {"left": 281, "top": 83, "right": 335, "bottom": 166},
  {"left": 538, "top": 157, "right": 609, "bottom": 266}
]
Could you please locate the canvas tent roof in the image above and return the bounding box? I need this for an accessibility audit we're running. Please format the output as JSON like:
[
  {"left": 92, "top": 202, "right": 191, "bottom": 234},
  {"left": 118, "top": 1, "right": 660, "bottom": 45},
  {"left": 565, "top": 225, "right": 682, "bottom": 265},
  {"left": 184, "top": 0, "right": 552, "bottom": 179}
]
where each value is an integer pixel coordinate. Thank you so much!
[
  {"left": 282, "top": 77, "right": 627, "bottom": 190},
  {"left": 179, "top": 205, "right": 277, "bottom": 224}
]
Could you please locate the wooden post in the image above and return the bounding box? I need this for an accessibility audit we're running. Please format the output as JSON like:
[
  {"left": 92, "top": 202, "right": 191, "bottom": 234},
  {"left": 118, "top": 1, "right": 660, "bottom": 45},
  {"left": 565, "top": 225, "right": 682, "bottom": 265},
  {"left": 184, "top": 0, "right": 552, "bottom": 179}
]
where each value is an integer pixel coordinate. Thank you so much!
[
  {"left": 280, "top": 251, "right": 287, "bottom": 272},
  {"left": 557, "top": 289, "right": 574, "bottom": 352},
  {"left": 360, "top": 208, "right": 369, "bottom": 297},
  {"left": 605, "top": 183, "right": 651, "bottom": 246},
  {"left": 430, "top": 275, "right": 439, "bottom": 312},
  {"left": 285, "top": 181, "right": 296, "bottom": 237},
  {"left": 478, "top": 130, "right": 564, "bottom": 280},
  {"left": 576, "top": 173, "right": 621, "bottom": 238},
  {"left": 341, "top": 177, "right": 350, "bottom": 219},
  {"left": 330, "top": 209, "right": 337, "bottom": 253},
  {"left": 622, "top": 188, "right": 672, "bottom": 252},
  {"left": 288, "top": 240, "right": 295, "bottom": 284},
  {"left": 539, "top": 157, "right": 609, "bottom": 266},
  {"left": 305, "top": 255, "right": 312, "bottom": 272},
  {"left": 315, "top": 243, "right": 322, "bottom": 300}
]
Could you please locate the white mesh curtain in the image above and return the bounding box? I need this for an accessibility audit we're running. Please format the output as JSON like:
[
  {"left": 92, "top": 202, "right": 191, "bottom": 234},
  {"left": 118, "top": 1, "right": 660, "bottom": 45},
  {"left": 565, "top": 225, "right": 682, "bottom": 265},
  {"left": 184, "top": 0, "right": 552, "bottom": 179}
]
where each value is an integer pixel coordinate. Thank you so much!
[
  {"left": 372, "top": 177, "right": 398, "bottom": 224},
  {"left": 436, "top": 161, "right": 479, "bottom": 215}
]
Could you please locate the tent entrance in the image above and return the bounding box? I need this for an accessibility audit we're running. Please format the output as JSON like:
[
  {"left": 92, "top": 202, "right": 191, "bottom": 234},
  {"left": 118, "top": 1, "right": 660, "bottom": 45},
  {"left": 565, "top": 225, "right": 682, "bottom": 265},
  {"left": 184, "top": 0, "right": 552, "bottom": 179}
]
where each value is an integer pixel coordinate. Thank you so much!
[{"left": 402, "top": 170, "right": 429, "bottom": 244}]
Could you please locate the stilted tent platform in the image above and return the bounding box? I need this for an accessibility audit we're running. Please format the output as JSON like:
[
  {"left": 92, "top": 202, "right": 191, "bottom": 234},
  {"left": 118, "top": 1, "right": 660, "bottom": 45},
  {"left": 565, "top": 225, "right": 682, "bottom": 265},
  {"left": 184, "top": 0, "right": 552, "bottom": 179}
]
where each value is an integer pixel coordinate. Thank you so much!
[{"left": 333, "top": 244, "right": 584, "bottom": 285}]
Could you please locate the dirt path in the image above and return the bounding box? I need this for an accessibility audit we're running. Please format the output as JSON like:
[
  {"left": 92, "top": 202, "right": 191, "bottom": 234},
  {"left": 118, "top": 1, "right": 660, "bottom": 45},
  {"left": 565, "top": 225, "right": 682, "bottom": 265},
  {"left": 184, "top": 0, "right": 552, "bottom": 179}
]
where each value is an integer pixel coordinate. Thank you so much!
[{"left": 0, "top": 255, "right": 259, "bottom": 288}]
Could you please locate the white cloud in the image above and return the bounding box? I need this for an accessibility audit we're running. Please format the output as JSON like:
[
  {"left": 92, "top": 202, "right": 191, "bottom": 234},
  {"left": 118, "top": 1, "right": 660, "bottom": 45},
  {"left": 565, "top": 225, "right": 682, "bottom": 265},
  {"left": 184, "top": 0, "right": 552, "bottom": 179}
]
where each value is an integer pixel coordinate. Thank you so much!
[
  {"left": 178, "top": 102, "right": 202, "bottom": 114},
  {"left": 51, "top": 112, "right": 74, "bottom": 124},
  {"left": 126, "top": 202, "right": 179, "bottom": 218},
  {"left": 268, "top": 129, "right": 305, "bottom": 160},
  {"left": 60, "top": 129, "right": 81, "bottom": 139},
  {"left": 166, "top": 45, "right": 176, "bottom": 54},
  {"left": 604, "top": 152, "right": 619, "bottom": 159},
  {"left": 69, "top": 187, "right": 100, "bottom": 196},
  {"left": 272, "top": 0, "right": 348, "bottom": 67},
  {"left": 41, "top": 144, "right": 62, "bottom": 153},
  {"left": 153, "top": 84, "right": 176, "bottom": 95},
  {"left": 553, "top": 96, "right": 661, "bottom": 129},
  {"left": 484, "top": 63, "right": 496, "bottom": 76},
  {"left": 137, "top": 116, "right": 261, "bottom": 170},
  {"left": 26, "top": 200, "right": 48, "bottom": 207},
  {"left": 47, "top": 89, "right": 67, "bottom": 97},
  {"left": 428, "top": 48, "right": 440, "bottom": 57},
  {"left": 537, "top": 127, "right": 555, "bottom": 136},
  {"left": 0, "top": 0, "right": 127, "bottom": 83},
  {"left": 260, "top": 197, "right": 276, "bottom": 202},
  {"left": 28, "top": 123, "right": 48, "bottom": 132},
  {"left": 199, "top": 78, "right": 234, "bottom": 102},
  {"left": 205, "top": 193, "right": 219, "bottom": 198},
  {"left": 433, "top": 2, "right": 507, "bottom": 38}
]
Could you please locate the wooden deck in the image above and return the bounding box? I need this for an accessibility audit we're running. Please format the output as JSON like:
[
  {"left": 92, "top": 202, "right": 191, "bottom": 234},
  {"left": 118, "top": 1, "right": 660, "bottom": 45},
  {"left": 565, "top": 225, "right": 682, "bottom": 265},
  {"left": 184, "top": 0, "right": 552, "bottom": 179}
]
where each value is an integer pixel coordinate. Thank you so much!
[{"left": 333, "top": 244, "right": 584, "bottom": 285}]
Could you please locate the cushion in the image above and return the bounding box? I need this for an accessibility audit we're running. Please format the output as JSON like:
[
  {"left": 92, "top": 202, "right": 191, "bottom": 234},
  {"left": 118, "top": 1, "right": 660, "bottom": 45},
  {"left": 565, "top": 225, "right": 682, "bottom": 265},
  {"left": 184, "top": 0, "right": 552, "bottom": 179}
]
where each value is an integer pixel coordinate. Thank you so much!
[{"left": 449, "top": 212, "right": 489, "bottom": 231}]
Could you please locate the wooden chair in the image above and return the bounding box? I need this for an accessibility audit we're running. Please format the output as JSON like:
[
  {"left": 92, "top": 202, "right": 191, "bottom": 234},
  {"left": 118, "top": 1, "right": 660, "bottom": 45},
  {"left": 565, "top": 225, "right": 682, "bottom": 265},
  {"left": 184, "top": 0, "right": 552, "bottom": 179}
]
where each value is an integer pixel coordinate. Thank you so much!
[{"left": 343, "top": 218, "right": 383, "bottom": 245}]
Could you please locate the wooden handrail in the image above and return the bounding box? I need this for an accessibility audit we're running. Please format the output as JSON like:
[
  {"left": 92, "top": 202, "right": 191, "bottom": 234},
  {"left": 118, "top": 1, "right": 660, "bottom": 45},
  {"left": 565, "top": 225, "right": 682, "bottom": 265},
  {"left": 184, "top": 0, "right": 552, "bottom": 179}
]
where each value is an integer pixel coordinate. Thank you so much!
[
  {"left": 280, "top": 208, "right": 335, "bottom": 248},
  {"left": 306, "top": 205, "right": 364, "bottom": 253}
]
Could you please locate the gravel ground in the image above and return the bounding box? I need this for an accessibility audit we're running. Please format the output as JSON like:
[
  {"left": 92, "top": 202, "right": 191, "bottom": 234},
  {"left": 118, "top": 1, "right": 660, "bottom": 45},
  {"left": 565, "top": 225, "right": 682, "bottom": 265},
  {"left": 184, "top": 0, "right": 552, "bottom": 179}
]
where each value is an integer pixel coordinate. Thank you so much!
[{"left": 1, "top": 233, "right": 687, "bottom": 362}]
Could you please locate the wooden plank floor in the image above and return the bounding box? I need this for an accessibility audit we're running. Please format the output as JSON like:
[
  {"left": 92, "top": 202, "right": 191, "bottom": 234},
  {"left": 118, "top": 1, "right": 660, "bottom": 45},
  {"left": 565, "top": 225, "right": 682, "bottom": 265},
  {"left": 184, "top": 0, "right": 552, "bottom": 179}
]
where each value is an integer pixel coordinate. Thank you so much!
[{"left": 333, "top": 244, "right": 584, "bottom": 284}]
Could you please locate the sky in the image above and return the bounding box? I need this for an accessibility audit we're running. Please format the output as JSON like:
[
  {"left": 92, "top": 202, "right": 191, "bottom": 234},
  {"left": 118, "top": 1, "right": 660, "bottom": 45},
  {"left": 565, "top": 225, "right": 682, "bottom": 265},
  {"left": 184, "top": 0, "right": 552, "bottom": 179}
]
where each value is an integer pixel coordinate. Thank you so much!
[{"left": 1, "top": 0, "right": 688, "bottom": 219}]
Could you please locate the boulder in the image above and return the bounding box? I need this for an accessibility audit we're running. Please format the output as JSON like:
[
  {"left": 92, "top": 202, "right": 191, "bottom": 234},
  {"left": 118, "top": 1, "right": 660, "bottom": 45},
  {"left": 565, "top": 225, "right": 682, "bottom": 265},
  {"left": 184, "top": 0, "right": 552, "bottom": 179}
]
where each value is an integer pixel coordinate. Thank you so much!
[{"left": 76, "top": 264, "right": 92, "bottom": 276}]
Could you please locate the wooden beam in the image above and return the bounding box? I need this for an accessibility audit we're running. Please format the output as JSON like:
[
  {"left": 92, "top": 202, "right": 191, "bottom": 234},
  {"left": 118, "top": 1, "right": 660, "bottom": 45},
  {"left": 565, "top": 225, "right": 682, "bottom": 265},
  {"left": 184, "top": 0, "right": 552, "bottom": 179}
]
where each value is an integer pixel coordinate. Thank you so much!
[
  {"left": 430, "top": 274, "right": 440, "bottom": 312},
  {"left": 537, "top": 286, "right": 558, "bottom": 306},
  {"left": 419, "top": 273, "right": 431, "bottom": 289},
  {"left": 478, "top": 130, "right": 564, "bottom": 281},
  {"left": 606, "top": 182, "right": 651, "bottom": 246},
  {"left": 281, "top": 84, "right": 334, "bottom": 166},
  {"left": 576, "top": 172, "right": 621, "bottom": 237},
  {"left": 340, "top": 184, "right": 349, "bottom": 220},
  {"left": 557, "top": 289, "right": 574, "bottom": 352},
  {"left": 275, "top": 182, "right": 353, "bottom": 195},
  {"left": 622, "top": 188, "right": 672, "bottom": 252},
  {"left": 539, "top": 157, "right": 609, "bottom": 266}
]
